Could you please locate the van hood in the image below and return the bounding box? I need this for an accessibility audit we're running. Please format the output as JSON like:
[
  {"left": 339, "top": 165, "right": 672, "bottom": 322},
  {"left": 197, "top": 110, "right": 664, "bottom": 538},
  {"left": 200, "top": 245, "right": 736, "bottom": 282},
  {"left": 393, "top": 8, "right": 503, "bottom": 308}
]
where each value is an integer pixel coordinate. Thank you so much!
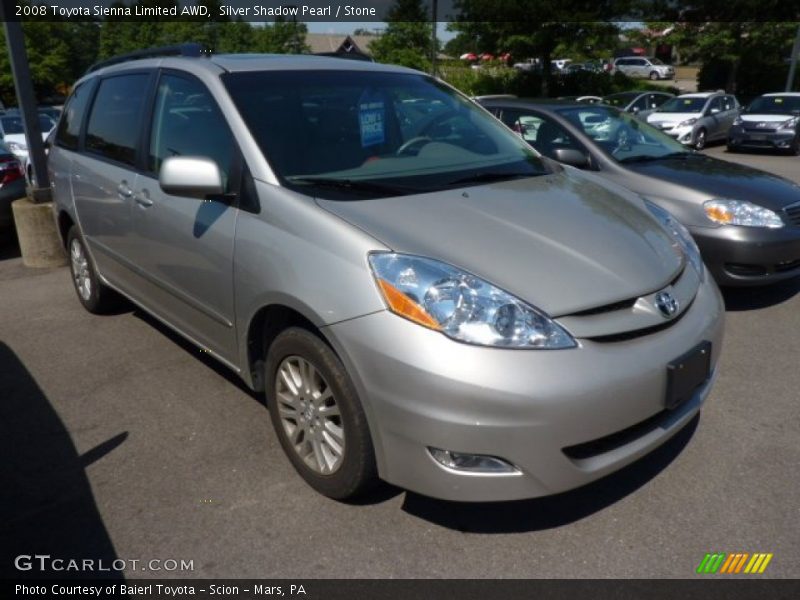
[{"left": 317, "top": 172, "right": 682, "bottom": 317}]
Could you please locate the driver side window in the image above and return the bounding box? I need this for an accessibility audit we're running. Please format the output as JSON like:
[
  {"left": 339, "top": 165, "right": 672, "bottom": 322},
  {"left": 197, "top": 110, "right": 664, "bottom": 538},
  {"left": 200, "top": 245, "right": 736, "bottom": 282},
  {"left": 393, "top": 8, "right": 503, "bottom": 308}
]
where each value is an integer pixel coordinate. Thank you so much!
[
  {"left": 501, "top": 110, "right": 576, "bottom": 159},
  {"left": 708, "top": 97, "right": 723, "bottom": 113}
]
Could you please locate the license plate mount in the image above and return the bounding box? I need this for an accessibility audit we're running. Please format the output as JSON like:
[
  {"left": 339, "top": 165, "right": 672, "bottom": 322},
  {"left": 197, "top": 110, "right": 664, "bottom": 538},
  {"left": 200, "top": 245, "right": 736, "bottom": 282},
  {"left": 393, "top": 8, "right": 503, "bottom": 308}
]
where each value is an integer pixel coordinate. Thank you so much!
[{"left": 665, "top": 341, "right": 712, "bottom": 410}]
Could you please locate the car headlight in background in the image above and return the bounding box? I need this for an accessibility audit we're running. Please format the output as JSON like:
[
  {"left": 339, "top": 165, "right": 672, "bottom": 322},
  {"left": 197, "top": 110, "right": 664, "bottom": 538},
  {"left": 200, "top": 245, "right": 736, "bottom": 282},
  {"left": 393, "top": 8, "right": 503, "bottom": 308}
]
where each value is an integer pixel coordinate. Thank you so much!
[
  {"left": 644, "top": 200, "right": 705, "bottom": 280},
  {"left": 704, "top": 199, "right": 784, "bottom": 229},
  {"left": 368, "top": 253, "right": 576, "bottom": 349},
  {"left": 778, "top": 117, "right": 798, "bottom": 130},
  {"left": 677, "top": 118, "right": 698, "bottom": 128}
]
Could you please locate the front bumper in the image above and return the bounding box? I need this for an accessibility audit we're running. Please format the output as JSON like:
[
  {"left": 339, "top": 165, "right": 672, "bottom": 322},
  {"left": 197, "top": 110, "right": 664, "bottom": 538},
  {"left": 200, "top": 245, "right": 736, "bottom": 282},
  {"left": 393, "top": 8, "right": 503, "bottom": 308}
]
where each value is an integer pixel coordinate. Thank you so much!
[
  {"left": 691, "top": 224, "right": 800, "bottom": 285},
  {"left": 661, "top": 125, "right": 695, "bottom": 145},
  {"left": 727, "top": 127, "right": 797, "bottom": 151},
  {"left": 325, "top": 277, "right": 724, "bottom": 502}
]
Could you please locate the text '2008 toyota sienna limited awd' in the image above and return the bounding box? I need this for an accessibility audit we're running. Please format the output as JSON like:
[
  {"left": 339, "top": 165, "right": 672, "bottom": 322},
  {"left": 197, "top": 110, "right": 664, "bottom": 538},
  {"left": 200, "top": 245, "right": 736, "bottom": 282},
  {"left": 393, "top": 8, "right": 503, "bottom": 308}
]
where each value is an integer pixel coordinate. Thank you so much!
[{"left": 50, "top": 47, "right": 724, "bottom": 502}]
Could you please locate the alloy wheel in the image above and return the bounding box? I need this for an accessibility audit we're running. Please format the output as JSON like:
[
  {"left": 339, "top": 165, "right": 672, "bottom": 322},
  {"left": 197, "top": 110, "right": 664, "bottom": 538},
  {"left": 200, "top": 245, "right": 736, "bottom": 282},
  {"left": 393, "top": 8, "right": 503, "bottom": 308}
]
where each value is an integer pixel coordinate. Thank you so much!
[
  {"left": 275, "top": 356, "right": 345, "bottom": 475},
  {"left": 70, "top": 238, "right": 92, "bottom": 301}
]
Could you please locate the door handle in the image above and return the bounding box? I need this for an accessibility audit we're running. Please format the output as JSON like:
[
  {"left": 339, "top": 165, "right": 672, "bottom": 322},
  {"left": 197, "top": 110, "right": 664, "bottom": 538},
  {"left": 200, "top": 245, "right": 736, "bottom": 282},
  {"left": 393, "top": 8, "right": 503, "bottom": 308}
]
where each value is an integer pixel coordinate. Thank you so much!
[
  {"left": 117, "top": 182, "right": 133, "bottom": 200},
  {"left": 133, "top": 189, "right": 153, "bottom": 208}
]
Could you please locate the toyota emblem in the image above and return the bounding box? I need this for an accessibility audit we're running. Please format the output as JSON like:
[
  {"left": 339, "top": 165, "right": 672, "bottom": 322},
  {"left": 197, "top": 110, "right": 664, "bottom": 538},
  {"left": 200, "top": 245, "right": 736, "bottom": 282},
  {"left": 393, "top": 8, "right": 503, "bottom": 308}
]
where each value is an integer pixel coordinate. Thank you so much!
[{"left": 655, "top": 291, "right": 679, "bottom": 318}]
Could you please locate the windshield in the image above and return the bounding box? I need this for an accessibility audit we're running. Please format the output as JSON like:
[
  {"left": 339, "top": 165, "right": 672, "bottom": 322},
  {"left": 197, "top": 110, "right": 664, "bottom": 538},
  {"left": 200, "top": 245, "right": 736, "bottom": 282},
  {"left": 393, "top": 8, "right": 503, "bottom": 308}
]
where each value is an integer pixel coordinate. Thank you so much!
[
  {"left": 1, "top": 117, "right": 24, "bottom": 134},
  {"left": 649, "top": 58, "right": 664, "bottom": 65},
  {"left": 746, "top": 95, "right": 800, "bottom": 115},
  {"left": 556, "top": 106, "right": 690, "bottom": 162},
  {"left": 223, "top": 70, "right": 547, "bottom": 199},
  {"left": 656, "top": 97, "right": 707, "bottom": 113},
  {"left": 0, "top": 115, "right": 54, "bottom": 135},
  {"left": 603, "top": 93, "right": 639, "bottom": 107}
]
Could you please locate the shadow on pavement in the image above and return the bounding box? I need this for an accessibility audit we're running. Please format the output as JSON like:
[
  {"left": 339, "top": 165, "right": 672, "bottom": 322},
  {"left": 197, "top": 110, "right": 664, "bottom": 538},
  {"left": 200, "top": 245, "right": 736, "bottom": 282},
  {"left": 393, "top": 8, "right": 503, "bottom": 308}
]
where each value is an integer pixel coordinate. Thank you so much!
[
  {"left": 0, "top": 232, "right": 21, "bottom": 261},
  {"left": 401, "top": 415, "right": 698, "bottom": 533},
  {"left": 0, "top": 342, "right": 124, "bottom": 580},
  {"left": 722, "top": 277, "right": 800, "bottom": 311},
  {"left": 132, "top": 309, "right": 261, "bottom": 402}
]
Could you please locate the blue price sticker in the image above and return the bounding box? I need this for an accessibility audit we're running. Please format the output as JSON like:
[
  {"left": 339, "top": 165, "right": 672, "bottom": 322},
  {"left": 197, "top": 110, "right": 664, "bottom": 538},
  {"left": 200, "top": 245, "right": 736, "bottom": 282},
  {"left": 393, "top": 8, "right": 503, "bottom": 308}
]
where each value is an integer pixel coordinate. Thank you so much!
[{"left": 359, "top": 90, "right": 385, "bottom": 147}]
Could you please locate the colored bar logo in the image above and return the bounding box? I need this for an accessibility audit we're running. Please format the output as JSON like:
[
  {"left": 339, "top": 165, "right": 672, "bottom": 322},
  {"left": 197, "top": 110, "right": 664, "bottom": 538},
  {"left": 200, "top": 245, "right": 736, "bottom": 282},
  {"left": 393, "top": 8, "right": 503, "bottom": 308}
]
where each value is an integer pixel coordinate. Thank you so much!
[{"left": 696, "top": 552, "right": 773, "bottom": 574}]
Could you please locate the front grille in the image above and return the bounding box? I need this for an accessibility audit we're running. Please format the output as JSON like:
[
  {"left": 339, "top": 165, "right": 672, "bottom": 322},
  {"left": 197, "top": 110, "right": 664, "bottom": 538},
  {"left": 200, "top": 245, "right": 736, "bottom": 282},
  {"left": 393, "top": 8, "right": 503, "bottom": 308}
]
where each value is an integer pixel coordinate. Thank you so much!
[
  {"left": 568, "top": 266, "right": 684, "bottom": 319},
  {"left": 586, "top": 298, "right": 694, "bottom": 343},
  {"left": 784, "top": 202, "right": 800, "bottom": 227},
  {"left": 570, "top": 297, "right": 637, "bottom": 317},
  {"left": 743, "top": 124, "right": 777, "bottom": 132}
]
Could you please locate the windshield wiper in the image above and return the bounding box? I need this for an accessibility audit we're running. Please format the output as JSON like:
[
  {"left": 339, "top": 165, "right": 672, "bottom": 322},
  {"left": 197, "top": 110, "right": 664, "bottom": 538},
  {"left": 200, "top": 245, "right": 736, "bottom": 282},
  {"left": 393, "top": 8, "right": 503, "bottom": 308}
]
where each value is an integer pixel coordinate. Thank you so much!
[
  {"left": 446, "top": 171, "right": 541, "bottom": 186},
  {"left": 288, "top": 176, "right": 413, "bottom": 196},
  {"left": 619, "top": 152, "right": 693, "bottom": 163}
]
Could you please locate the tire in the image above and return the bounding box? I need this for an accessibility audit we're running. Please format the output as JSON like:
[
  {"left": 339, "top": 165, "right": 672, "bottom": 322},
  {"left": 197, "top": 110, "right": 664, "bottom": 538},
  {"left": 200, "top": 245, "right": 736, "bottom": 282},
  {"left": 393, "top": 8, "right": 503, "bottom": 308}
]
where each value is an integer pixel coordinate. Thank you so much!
[
  {"left": 66, "top": 226, "right": 119, "bottom": 314},
  {"left": 649, "top": 71, "right": 659, "bottom": 80},
  {"left": 789, "top": 136, "right": 800, "bottom": 156},
  {"left": 694, "top": 128, "right": 707, "bottom": 151},
  {"left": 265, "top": 327, "right": 378, "bottom": 500},
  {"left": 726, "top": 142, "right": 737, "bottom": 153}
]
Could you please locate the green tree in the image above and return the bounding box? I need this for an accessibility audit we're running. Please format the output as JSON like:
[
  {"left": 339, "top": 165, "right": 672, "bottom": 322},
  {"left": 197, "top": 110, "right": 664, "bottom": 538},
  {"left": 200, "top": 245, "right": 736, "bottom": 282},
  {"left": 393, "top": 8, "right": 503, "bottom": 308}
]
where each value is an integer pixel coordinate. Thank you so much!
[
  {"left": 647, "top": 21, "right": 799, "bottom": 95},
  {"left": 448, "top": 2, "right": 621, "bottom": 95},
  {"left": 370, "top": 0, "right": 434, "bottom": 70},
  {"left": 254, "top": 19, "right": 309, "bottom": 54}
]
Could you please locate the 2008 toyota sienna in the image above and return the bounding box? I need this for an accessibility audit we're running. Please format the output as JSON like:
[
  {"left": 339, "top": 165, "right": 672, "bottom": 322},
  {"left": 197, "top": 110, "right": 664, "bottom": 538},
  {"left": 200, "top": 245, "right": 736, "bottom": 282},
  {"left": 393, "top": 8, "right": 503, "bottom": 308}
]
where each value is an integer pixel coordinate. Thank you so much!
[{"left": 50, "top": 45, "right": 724, "bottom": 502}]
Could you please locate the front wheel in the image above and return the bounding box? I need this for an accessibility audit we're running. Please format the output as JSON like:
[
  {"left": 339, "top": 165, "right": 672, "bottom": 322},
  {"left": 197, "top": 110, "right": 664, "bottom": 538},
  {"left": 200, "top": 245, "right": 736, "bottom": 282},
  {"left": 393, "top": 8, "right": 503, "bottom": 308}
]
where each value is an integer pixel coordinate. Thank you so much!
[
  {"left": 694, "top": 128, "right": 707, "bottom": 151},
  {"left": 265, "top": 327, "right": 378, "bottom": 500},
  {"left": 789, "top": 135, "right": 800, "bottom": 156},
  {"left": 649, "top": 71, "right": 659, "bottom": 80}
]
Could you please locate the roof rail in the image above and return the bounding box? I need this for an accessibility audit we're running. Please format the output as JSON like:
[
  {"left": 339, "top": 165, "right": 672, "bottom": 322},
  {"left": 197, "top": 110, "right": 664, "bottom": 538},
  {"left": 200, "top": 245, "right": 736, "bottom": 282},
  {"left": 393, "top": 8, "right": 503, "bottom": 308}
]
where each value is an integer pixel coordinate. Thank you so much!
[{"left": 86, "top": 43, "right": 208, "bottom": 74}]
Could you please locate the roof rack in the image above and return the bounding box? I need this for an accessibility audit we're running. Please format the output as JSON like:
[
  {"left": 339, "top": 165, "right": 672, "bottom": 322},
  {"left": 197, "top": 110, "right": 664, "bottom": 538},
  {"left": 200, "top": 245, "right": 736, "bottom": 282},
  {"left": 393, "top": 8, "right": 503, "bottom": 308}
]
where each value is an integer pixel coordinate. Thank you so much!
[{"left": 86, "top": 43, "right": 208, "bottom": 74}]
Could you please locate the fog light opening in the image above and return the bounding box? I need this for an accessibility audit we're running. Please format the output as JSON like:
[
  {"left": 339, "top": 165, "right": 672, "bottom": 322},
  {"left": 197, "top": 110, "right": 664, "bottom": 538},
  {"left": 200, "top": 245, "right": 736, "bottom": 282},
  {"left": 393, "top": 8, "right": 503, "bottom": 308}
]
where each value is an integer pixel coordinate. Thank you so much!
[{"left": 428, "top": 447, "right": 519, "bottom": 474}]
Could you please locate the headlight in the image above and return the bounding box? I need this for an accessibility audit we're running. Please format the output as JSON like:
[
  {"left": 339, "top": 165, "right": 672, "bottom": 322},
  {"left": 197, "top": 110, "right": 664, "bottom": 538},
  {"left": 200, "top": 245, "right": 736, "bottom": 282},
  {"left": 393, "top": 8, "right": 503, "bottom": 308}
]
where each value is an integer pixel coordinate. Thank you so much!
[
  {"left": 703, "top": 199, "right": 784, "bottom": 229},
  {"left": 368, "top": 253, "right": 576, "bottom": 349},
  {"left": 677, "top": 118, "right": 697, "bottom": 128},
  {"left": 644, "top": 200, "right": 705, "bottom": 280},
  {"left": 6, "top": 141, "right": 26, "bottom": 153},
  {"left": 778, "top": 117, "right": 798, "bottom": 130}
]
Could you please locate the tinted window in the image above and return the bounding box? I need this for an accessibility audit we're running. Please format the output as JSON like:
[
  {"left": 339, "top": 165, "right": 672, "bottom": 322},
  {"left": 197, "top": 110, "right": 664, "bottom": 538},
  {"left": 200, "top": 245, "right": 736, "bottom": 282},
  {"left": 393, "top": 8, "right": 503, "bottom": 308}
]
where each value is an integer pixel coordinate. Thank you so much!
[
  {"left": 708, "top": 97, "right": 723, "bottom": 112},
  {"left": 722, "top": 96, "right": 736, "bottom": 111},
  {"left": 149, "top": 74, "right": 235, "bottom": 191},
  {"left": 631, "top": 96, "right": 648, "bottom": 111},
  {"left": 1, "top": 116, "right": 25, "bottom": 135},
  {"left": 651, "top": 94, "right": 671, "bottom": 108},
  {"left": 85, "top": 74, "right": 149, "bottom": 166},
  {"left": 223, "top": 70, "right": 546, "bottom": 200},
  {"left": 657, "top": 97, "right": 707, "bottom": 113},
  {"left": 746, "top": 95, "right": 800, "bottom": 114},
  {"left": 56, "top": 84, "right": 92, "bottom": 150},
  {"left": 634, "top": 59, "right": 647, "bottom": 66}
]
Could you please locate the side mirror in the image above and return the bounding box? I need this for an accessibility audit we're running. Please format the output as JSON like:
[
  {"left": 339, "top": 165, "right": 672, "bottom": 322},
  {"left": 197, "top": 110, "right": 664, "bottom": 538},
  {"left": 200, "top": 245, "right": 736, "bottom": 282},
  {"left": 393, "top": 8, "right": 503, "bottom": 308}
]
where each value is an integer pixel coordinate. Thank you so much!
[
  {"left": 631, "top": 106, "right": 640, "bottom": 114},
  {"left": 710, "top": 107, "right": 720, "bottom": 114},
  {"left": 159, "top": 156, "right": 224, "bottom": 199},
  {"left": 553, "top": 147, "right": 590, "bottom": 168}
]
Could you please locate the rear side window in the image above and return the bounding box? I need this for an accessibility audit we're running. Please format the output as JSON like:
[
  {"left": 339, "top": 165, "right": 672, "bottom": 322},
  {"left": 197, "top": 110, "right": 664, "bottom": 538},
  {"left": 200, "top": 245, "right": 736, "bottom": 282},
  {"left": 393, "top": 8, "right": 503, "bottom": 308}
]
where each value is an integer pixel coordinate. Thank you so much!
[
  {"left": 148, "top": 73, "right": 235, "bottom": 191},
  {"left": 85, "top": 74, "right": 149, "bottom": 166},
  {"left": 55, "top": 83, "right": 91, "bottom": 150}
]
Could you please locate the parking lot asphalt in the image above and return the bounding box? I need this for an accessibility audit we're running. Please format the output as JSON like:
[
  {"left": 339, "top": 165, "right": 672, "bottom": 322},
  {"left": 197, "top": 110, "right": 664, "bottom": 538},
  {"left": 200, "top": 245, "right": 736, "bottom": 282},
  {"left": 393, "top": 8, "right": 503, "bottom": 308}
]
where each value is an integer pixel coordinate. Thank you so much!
[{"left": 1, "top": 147, "right": 799, "bottom": 580}]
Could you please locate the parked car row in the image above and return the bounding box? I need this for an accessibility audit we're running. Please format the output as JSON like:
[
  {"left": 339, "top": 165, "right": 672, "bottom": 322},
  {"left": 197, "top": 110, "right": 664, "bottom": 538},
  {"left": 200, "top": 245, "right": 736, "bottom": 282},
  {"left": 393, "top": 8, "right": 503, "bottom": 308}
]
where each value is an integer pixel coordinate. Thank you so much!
[{"left": 479, "top": 96, "right": 800, "bottom": 287}]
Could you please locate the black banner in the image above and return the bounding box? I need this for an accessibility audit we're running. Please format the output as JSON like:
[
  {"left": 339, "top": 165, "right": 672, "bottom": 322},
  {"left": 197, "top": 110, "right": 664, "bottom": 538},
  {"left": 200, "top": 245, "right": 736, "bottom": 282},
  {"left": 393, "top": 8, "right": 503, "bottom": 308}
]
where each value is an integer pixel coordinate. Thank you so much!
[
  {"left": 4, "top": 0, "right": 800, "bottom": 23},
  {"left": 6, "top": 579, "right": 800, "bottom": 600}
]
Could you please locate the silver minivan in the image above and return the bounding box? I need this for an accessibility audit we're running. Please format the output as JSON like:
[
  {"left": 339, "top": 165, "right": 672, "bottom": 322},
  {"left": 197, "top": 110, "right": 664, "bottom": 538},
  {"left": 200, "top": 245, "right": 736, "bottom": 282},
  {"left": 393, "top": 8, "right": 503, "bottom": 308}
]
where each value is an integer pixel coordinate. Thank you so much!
[{"left": 51, "top": 47, "right": 723, "bottom": 502}]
